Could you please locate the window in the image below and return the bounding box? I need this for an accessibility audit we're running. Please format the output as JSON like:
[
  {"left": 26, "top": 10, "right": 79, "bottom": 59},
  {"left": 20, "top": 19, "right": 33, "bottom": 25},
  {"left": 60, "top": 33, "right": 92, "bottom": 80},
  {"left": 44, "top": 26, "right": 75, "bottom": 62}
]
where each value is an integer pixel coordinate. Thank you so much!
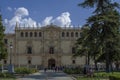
[
  {"left": 71, "top": 32, "right": 74, "bottom": 37},
  {"left": 4, "top": 60, "right": 7, "bottom": 64},
  {"left": 34, "top": 32, "right": 37, "bottom": 37},
  {"left": 39, "top": 32, "right": 41, "bottom": 37},
  {"left": 28, "top": 60, "right": 31, "bottom": 64},
  {"left": 72, "top": 60, "right": 76, "bottom": 64},
  {"left": 30, "top": 32, "right": 33, "bottom": 37},
  {"left": 75, "top": 32, "right": 78, "bottom": 37},
  {"left": 49, "top": 47, "right": 54, "bottom": 54},
  {"left": 25, "top": 32, "right": 28, "bottom": 37},
  {"left": 21, "top": 32, "right": 24, "bottom": 37},
  {"left": 66, "top": 32, "right": 69, "bottom": 37},
  {"left": 62, "top": 32, "right": 65, "bottom": 37},
  {"left": 72, "top": 47, "right": 76, "bottom": 54},
  {"left": 27, "top": 47, "right": 32, "bottom": 54},
  {"left": 4, "top": 39, "right": 8, "bottom": 44}
]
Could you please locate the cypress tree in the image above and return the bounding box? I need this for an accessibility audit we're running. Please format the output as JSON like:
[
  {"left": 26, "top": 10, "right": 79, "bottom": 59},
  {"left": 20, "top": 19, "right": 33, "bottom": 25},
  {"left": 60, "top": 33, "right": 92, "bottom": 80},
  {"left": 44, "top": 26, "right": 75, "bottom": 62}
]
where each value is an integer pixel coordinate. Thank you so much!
[{"left": 0, "top": 14, "right": 7, "bottom": 61}]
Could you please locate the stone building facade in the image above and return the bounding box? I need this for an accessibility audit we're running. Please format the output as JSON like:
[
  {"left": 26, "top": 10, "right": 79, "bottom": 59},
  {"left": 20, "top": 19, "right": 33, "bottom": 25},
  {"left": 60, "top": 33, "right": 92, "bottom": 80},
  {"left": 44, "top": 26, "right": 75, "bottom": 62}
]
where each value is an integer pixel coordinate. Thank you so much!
[{"left": 4, "top": 24, "right": 86, "bottom": 69}]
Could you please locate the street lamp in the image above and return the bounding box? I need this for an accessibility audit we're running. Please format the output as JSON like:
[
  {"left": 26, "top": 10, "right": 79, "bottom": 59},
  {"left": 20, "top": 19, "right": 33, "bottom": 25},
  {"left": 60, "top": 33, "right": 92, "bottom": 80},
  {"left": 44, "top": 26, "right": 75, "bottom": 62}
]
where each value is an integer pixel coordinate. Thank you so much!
[{"left": 8, "top": 42, "right": 14, "bottom": 73}]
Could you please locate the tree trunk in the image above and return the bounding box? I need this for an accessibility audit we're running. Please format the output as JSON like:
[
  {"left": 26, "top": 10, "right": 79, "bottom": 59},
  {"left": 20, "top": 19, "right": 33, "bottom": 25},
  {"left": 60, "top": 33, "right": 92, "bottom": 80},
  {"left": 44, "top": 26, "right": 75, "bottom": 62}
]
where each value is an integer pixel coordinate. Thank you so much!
[
  {"left": 106, "top": 52, "right": 110, "bottom": 72},
  {"left": 87, "top": 53, "right": 90, "bottom": 65},
  {"left": 116, "top": 61, "right": 119, "bottom": 71},
  {"left": 93, "top": 55, "right": 98, "bottom": 71},
  {"left": 0, "top": 59, "right": 4, "bottom": 73}
]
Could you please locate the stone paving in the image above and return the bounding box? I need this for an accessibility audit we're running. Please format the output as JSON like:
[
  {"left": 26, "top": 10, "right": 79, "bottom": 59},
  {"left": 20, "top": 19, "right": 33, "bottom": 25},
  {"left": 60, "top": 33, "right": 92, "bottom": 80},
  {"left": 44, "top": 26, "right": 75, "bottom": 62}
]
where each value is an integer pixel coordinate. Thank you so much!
[{"left": 17, "top": 70, "right": 75, "bottom": 80}]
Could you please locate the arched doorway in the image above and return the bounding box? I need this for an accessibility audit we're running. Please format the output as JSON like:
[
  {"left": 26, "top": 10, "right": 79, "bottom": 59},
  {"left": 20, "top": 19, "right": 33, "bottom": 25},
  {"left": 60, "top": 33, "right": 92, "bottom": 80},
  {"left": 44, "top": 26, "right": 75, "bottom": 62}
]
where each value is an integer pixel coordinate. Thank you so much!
[{"left": 48, "top": 59, "right": 55, "bottom": 68}]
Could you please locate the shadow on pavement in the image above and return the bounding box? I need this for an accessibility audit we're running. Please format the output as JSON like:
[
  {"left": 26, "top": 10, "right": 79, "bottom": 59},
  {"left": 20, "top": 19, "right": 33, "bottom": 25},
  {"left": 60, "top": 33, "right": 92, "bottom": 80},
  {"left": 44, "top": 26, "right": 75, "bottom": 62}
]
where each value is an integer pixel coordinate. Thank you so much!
[{"left": 18, "top": 70, "right": 69, "bottom": 80}]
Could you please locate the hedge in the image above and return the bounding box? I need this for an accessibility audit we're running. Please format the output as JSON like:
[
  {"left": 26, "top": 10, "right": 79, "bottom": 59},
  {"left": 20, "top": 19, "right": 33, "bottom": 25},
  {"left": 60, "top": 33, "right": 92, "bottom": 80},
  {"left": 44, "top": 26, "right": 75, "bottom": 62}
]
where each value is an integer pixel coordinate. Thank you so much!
[
  {"left": 15, "top": 67, "right": 38, "bottom": 74},
  {"left": 63, "top": 68, "right": 82, "bottom": 74},
  {"left": 109, "top": 75, "right": 120, "bottom": 80},
  {"left": 0, "top": 72, "right": 15, "bottom": 78}
]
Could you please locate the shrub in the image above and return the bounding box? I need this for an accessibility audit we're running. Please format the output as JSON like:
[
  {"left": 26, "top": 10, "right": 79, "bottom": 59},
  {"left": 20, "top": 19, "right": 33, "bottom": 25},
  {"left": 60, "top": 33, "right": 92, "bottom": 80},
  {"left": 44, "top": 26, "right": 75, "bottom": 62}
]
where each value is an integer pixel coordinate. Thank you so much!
[
  {"left": 94, "top": 72, "right": 109, "bottom": 77},
  {"left": 109, "top": 75, "right": 120, "bottom": 80},
  {"left": 0, "top": 72, "right": 15, "bottom": 78},
  {"left": 15, "top": 67, "right": 38, "bottom": 74},
  {"left": 63, "top": 68, "right": 82, "bottom": 74},
  {"left": 93, "top": 72, "right": 120, "bottom": 79}
]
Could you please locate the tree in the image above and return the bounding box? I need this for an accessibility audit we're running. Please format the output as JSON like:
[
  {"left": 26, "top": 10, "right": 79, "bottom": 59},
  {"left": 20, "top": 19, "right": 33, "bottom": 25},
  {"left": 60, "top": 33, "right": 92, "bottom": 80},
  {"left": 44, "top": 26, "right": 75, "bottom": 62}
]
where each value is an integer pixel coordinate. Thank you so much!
[
  {"left": 87, "top": 9, "right": 120, "bottom": 72},
  {"left": 76, "top": 0, "right": 120, "bottom": 72},
  {"left": 0, "top": 14, "right": 7, "bottom": 61},
  {"left": 75, "top": 26, "right": 91, "bottom": 65},
  {"left": 79, "top": 0, "right": 119, "bottom": 13},
  {"left": 75, "top": 25, "right": 102, "bottom": 70}
]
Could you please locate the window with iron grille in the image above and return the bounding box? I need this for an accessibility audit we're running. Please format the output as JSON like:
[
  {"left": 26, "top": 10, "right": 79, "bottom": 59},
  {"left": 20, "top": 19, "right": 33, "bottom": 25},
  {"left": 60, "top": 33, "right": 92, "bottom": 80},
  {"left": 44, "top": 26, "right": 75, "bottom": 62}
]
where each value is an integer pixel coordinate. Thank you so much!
[
  {"left": 34, "top": 32, "right": 37, "bottom": 37},
  {"left": 30, "top": 32, "right": 33, "bottom": 37},
  {"left": 72, "top": 60, "right": 76, "bottom": 64},
  {"left": 66, "top": 32, "right": 69, "bottom": 37},
  {"left": 21, "top": 32, "right": 24, "bottom": 37},
  {"left": 28, "top": 60, "right": 31, "bottom": 64},
  {"left": 27, "top": 47, "right": 32, "bottom": 54},
  {"left": 4, "top": 39, "right": 8, "bottom": 44},
  {"left": 49, "top": 47, "right": 54, "bottom": 54},
  {"left": 25, "top": 32, "right": 28, "bottom": 37},
  {"left": 62, "top": 32, "right": 65, "bottom": 37},
  {"left": 71, "top": 32, "right": 74, "bottom": 37},
  {"left": 72, "top": 47, "right": 76, "bottom": 54}
]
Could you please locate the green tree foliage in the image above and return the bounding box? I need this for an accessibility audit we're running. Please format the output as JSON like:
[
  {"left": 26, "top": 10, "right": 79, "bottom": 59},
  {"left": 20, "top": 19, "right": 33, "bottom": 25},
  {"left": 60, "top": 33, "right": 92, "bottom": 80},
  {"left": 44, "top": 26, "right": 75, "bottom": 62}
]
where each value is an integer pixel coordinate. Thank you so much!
[
  {"left": 79, "top": 0, "right": 119, "bottom": 13},
  {"left": 75, "top": 26, "right": 91, "bottom": 65},
  {"left": 0, "top": 14, "right": 7, "bottom": 61},
  {"left": 88, "top": 9, "right": 120, "bottom": 71},
  {"left": 76, "top": 0, "right": 120, "bottom": 72}
]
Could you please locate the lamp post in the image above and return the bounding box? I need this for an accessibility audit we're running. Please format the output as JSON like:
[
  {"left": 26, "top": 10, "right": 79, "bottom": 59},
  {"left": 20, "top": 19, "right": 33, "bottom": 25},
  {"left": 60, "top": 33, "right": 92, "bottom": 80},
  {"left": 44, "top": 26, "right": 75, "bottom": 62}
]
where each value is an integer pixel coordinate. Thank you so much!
[{"left": 8, "top": 42, "right": 14, "bottom": 73}]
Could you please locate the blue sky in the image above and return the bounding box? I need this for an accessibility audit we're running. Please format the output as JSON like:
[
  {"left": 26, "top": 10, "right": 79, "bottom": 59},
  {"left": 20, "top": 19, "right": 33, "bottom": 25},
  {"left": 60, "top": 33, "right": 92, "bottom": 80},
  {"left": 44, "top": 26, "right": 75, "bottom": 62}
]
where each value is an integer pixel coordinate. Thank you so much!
[{"left": 0, "top": 0, "right": 120, "bottom": 33}]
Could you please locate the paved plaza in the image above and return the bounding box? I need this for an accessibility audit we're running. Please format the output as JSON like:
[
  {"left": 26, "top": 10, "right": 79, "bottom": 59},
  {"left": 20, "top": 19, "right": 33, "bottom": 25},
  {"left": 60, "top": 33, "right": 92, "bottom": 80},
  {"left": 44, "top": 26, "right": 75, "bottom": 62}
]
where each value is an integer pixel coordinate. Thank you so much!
[{"left": 17, "top": 70, "right": 75, "bottom": 80}]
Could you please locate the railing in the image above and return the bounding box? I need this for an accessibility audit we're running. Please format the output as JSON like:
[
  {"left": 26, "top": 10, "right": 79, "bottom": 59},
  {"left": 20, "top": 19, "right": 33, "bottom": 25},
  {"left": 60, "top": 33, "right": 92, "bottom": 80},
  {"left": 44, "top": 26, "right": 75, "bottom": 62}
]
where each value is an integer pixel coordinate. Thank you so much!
[{"left": 15, "top": 25, "right": 81, "bottom": 30}]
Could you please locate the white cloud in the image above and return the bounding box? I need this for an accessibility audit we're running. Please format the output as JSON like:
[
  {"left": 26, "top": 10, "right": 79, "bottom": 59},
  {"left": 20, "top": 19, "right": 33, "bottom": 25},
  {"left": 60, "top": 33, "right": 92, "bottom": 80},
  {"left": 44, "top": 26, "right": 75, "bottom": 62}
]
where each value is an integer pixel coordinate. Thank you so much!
[
  {"left": 41, "top": 12, "right": 72, "bottom": 27},
  {"left": 9, "top": 16, "right": 21, "bottom": 26},
  {"left": 4, "top": 7, "right": 72, "bottom": 33},
  {"left": 15, "top": 7, "right": 29, "bottom": 17},
  {"left": 4, "top": 19, "right": 8, "bottom": 24},
  {"left": 7, "top": 7, "right": 12, "bottom": 11},
  {"left": 53, "top": 12, "right": 71, "bottom": 27},
  {"left": 4, "top": 7, "right": 39, "bottom": 33},
  {"left": 42, "top": 16, "right": 53, "bottom": 26},
  {"left": 20, "top": 18, "right": 37, "bottom": 27}
]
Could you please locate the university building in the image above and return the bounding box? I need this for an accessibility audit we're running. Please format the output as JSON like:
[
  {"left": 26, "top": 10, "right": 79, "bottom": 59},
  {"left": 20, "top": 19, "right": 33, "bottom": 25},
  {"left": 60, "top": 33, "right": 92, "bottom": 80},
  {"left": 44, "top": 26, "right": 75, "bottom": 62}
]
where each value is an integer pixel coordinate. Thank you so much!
[{"left": 4, "top": 24, "right": 87, "bottom": 69}]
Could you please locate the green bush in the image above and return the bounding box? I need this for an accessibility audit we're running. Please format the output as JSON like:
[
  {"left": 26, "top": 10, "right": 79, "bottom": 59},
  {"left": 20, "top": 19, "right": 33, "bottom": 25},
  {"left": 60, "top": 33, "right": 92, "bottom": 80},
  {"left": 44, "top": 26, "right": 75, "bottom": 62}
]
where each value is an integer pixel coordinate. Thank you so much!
[
  {"left": 30, "top": 68, "right": 38, "bottom": 73},
  {"left": 15, "top": 67, "right": 38, "bottom": 74},
  {"left": 109, "top": 75, "right": 120, "bottom": 80},
  {"left": 63, "top": 68, "right": 82, "bottom": 74},
  {"left": 0, "top": 72, "right": 15, "bottom": 78},
  {"left": 0, "top": 64, "right": 2, "bottom": 67},
  {"left": 94, "top": 72, "right": 109, "bottom": 77},
  {"left": 94, "top": 72, "right": 120, "bottom": 78}
]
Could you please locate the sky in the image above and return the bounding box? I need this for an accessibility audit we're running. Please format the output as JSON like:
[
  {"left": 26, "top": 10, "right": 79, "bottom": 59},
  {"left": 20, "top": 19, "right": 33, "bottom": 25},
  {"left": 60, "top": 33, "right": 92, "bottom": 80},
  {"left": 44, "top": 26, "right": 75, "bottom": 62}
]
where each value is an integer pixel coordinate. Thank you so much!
[{"left": 0, "top": 0, "right": 120, "bottom": 33}]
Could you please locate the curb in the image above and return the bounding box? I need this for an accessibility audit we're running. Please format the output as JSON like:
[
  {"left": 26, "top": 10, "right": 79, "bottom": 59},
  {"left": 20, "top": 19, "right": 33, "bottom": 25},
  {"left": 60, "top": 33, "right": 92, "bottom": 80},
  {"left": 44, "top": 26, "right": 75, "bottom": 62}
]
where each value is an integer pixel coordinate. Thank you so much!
[{"left": 70, "top": 75, "right": 77, "bottom": 80}]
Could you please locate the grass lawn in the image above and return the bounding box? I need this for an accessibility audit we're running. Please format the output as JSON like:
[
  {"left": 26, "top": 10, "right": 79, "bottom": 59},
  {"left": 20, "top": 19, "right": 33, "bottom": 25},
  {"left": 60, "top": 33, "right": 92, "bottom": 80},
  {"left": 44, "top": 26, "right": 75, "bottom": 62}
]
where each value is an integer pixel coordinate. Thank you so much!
[
  {"left": 0, "top": 78, "right": 16, "bottom": 80},
  {"left": 77, "top": 72, "right": 120, "bottom": 80},
  {"left": 77, "top": 77, "right": 108, "bottom": 80},
  {"left": 94, "top": 71, "right": 120, "bottom": 77}
]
